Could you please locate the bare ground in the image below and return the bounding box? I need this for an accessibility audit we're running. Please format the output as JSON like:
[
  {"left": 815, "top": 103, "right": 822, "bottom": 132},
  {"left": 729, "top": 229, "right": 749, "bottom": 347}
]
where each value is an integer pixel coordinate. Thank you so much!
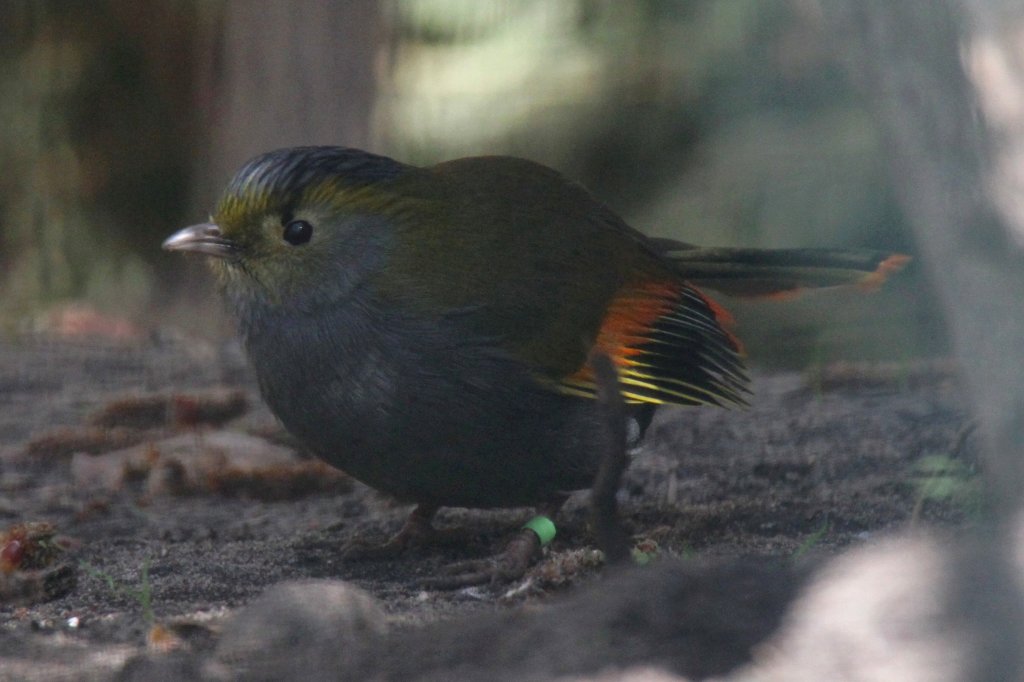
[{"left": 0, "top": 335, "right": 974, "bottom": 680}]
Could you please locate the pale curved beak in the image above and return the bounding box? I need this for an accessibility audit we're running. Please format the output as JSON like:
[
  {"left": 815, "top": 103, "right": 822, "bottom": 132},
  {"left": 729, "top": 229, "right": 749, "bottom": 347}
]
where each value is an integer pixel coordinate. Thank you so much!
[{"left": 162, "top": 223, "right": 239, "bottom": 259}]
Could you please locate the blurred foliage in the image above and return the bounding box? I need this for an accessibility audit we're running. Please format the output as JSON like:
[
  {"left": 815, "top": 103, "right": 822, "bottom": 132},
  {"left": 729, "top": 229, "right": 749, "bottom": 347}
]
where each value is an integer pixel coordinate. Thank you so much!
[
  {"left": 0, "top": 0, "right": 945, "bottom": 363},
  {"left": 911, "top": 453, "right": 984, "bottom": 525},
  {"left": 381, "top": 0, "right": 897, "bottom": 248}
]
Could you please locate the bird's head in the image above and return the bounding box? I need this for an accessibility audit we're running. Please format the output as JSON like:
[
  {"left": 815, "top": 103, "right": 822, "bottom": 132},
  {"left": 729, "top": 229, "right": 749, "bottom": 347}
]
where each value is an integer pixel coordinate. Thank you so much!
[{"left": 163, "top": 146, "right": 411, "bottom": 305}]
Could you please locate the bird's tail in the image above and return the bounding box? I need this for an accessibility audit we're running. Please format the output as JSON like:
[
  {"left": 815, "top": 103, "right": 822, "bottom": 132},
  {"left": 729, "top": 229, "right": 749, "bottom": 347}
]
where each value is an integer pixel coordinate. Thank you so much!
[{"left": 652, "top": 240, "right": 910, "bottom": 298}]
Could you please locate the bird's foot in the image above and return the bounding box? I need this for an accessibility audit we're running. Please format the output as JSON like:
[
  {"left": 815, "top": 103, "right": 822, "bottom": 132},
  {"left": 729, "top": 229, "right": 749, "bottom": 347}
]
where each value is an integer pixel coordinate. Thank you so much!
[
  {"left": 341, "top": 503, "right": 464, "bottom": 560},
  {"left": 419, "top": 526, "right": 541, "bottom": 590}
]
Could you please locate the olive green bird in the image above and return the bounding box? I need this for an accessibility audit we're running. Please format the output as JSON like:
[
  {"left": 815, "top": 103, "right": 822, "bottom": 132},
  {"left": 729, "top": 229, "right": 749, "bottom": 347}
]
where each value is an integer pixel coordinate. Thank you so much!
[{"left": 164, "top": 146, "right": 906, "bottom": 583}]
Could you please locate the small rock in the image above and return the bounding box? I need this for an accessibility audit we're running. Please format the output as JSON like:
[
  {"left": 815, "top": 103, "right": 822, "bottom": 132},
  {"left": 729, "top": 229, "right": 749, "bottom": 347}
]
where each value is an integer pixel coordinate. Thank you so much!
[{"left": 215, "top": 580, "right": 387, "bottom": 680}]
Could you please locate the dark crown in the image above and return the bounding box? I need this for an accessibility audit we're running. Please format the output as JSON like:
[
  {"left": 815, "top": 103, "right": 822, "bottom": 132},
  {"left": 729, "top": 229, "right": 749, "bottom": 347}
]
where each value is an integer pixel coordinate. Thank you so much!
[{"left": 222, "top": 146, "right": 409, "bottom": 208}]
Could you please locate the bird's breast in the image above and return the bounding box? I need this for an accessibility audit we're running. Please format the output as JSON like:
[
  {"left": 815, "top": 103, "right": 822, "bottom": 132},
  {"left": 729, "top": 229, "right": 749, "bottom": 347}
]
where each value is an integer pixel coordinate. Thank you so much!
[{"left": 233, "top": 287, "right": 605, "bottom": 506}]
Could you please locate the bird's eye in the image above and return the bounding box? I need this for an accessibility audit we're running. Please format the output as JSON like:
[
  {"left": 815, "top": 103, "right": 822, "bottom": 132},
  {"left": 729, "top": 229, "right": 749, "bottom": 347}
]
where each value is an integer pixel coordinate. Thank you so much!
[{"left": 282, "top": 219, "right": 313, "bottom": 246}]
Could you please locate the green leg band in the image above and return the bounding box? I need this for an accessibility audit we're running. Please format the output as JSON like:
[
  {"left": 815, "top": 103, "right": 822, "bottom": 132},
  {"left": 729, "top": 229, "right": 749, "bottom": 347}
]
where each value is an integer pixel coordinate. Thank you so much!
[{"left": 523, "top": 515, "right": 556, "bottom": 547}]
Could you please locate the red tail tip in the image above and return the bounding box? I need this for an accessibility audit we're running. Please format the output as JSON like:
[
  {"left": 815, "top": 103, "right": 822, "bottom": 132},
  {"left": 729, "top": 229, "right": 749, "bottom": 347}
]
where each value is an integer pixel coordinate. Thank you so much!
[{"left": 858, "top": 253, "right": 911, "bottom": 291}]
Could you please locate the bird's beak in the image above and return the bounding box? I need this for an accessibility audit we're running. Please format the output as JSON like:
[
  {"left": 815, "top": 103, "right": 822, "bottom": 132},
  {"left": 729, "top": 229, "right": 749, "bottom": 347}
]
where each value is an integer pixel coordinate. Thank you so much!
[{"left": 162, "top": 223, "right": 239, "bottom": 259}]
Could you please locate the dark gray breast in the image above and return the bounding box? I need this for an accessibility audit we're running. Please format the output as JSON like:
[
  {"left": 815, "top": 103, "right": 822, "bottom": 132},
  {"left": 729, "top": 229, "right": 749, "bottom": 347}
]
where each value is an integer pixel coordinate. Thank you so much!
[{"left": 234, "top": 282, "right": 609, "bottom": 508}]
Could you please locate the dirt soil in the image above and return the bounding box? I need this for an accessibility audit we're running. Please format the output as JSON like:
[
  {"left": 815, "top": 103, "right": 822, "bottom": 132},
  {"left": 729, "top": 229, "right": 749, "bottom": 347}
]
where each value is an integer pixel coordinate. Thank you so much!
[{"left": 0, "top": 335, "right": 973, "bottom": 680}]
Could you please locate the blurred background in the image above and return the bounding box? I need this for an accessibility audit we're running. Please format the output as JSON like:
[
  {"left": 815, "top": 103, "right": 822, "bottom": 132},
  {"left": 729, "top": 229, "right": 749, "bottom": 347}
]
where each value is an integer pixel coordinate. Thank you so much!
[{"left": 0, "top": 0, "right": 943, "bottom": 368}]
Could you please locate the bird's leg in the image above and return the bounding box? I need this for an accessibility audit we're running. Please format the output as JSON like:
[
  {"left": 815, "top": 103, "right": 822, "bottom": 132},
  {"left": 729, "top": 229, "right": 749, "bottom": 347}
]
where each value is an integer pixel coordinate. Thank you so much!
[
  {"left": 420, "top": 350, "right": 631, "bottom": 590},
  {"left": 588, "top": 350, "right": 632, "bottom": 565},
  {"left": 420, "top": 497, "right": 568, "bottom": 590}
]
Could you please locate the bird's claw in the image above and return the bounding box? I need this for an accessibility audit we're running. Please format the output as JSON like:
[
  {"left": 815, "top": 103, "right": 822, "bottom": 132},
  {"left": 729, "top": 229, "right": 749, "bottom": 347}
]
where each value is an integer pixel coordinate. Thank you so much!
[
  {"left": 341, "top": 503, "right": 463, "bottom": 561},
  {"left": 420, "top": 528, "right": 541, "bottom": 590}
]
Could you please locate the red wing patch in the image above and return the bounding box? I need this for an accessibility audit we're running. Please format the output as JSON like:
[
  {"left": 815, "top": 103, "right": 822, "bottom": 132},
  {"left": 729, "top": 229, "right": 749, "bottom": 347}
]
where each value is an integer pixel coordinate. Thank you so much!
[{"left": 559, "top": 280, "right": 749, "bottom": 407}]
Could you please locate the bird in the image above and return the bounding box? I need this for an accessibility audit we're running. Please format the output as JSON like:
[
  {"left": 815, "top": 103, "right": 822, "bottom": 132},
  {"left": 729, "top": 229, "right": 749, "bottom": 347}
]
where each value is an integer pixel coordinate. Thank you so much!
[{"left": 163, "top": 146, "right": 907, "bottom": 585}]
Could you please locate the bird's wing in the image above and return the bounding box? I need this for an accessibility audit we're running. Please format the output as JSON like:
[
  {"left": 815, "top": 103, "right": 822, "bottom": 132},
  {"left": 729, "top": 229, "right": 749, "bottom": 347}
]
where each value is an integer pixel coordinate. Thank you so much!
[
  {"left": 378, "top": 156, "right": 748, "bottom": 407},
  {"left": 558, "top": 278, "right": 748, "bottom": 407}
]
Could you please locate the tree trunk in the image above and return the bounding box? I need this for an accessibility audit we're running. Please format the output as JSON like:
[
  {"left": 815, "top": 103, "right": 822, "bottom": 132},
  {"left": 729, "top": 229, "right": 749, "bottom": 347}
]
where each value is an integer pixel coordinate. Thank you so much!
[
  {"left": 195, "top": 0, "right": 385, "bottom": 203},
  {"left": 824, "top": 2, "right": 1024, "bottom": 679}
]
